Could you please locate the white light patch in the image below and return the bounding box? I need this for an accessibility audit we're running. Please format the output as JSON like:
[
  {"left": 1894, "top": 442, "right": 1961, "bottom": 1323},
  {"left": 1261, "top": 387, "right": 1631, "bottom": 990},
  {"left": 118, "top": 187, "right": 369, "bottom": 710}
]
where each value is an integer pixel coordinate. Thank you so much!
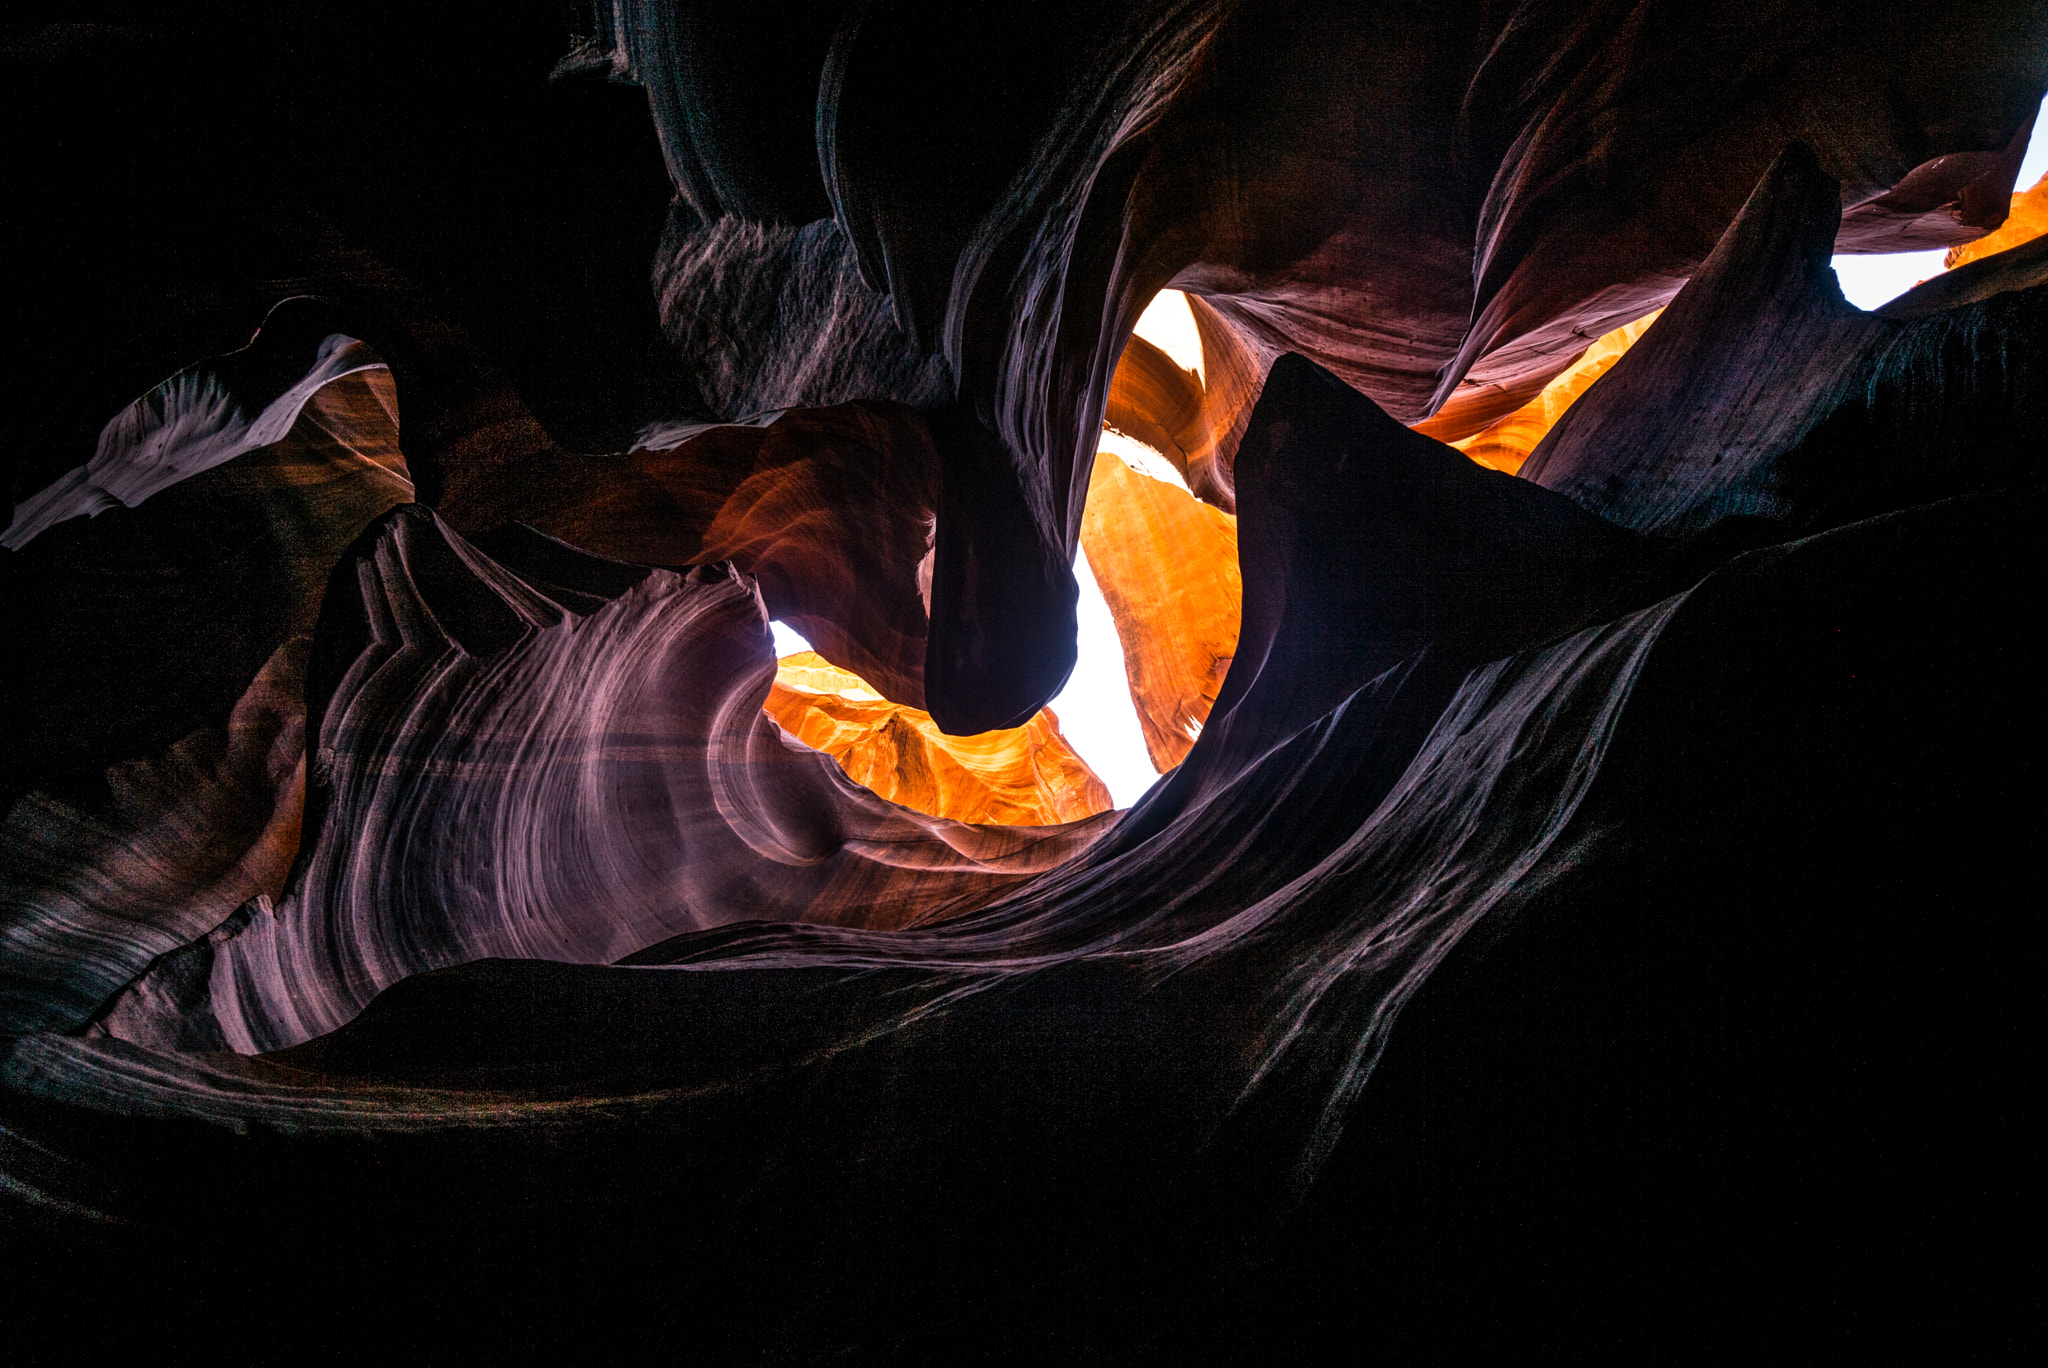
[
  {"left": 1050, "top": 547, "right": 1161, "bottom": 809},
  {"left": 1098, "top": 427, "right": 1190, "bottom": 492},
  {"left": 1830, "top": 249, "right": 1949, "bottom": 310},
  {"left": 2017, "top": 92, "right": 2048, "bottom": 193},
  {"left": 770, "top": 620, "right": 814, "bottom": 658},
  {"left": 1134, "top": 288, "right": 1205, "bottom": 384}
]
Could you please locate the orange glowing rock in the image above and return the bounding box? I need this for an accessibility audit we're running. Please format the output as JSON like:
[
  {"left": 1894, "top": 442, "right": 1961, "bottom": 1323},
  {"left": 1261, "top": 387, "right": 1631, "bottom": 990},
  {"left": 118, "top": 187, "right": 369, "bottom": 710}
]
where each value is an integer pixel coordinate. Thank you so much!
[
  {"left": 1946, "top": 173, "right": 2048, "bottom": 271},
  {"left": 439, "top": 400, "right": 941, "bottom": 711},
  {"left": 1107, "top": 291, "right": 1263, "bottom": 511},
  {"left": 1450, "top": 311, "right": 1664, "bottom": 475},
  {"left": 1079, "top": 444, "right": 1242, "bottom": 774},
  {"left": 764, "top": 652, "right": 1111, "bottom": 825}
]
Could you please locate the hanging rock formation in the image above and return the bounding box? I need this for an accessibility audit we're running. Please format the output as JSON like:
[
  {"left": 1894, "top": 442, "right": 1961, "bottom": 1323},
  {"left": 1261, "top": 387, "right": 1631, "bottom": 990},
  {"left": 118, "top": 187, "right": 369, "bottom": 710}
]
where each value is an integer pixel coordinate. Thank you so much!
[
  {"left": 1522, "top": 143, "right": 2048, "bottom": 533},
  {"left": 520, "top": 0, "right": 2021, "bottom": 728},
  {"left": 439, "top": 399, "right": 946, "bottom": 708},
  {"left": 1947, "top": 169, "right": 2048, "bottom": 269}
]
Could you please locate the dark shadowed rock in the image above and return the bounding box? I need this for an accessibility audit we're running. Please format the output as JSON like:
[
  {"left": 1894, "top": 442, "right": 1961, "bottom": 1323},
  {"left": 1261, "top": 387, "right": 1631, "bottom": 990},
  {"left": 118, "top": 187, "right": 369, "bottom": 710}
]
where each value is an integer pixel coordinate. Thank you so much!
[{"left": 1523, "top": 144, "right": 2048, "bottom": 534}]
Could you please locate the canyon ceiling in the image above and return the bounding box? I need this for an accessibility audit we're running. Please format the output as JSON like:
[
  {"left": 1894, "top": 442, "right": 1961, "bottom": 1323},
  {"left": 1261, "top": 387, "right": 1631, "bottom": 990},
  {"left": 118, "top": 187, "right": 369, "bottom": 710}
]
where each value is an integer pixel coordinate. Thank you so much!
[{"left": 4, "top": 3, "right": 2045, "bottom": 1360}]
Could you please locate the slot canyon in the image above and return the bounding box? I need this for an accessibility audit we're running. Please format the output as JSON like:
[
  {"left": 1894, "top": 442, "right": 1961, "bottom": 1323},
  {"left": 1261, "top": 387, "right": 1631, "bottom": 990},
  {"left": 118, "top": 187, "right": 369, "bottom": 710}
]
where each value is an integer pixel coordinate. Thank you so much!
[{"left": 3, "top": 4, "right": 2044, "bottom": 1360}]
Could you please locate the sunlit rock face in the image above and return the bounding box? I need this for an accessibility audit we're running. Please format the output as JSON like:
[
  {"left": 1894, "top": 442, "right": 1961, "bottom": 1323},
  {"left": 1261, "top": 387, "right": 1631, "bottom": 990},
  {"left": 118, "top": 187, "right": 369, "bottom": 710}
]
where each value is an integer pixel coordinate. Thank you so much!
[
  {"left": 5, "top": 6, "right": 2047, "bottom": 1363},
  {"left": 1081, "top": 442, "right": 1241, "bottom": 772},
  {"left": 1081, "top": 289, "right": 1252, "bottom": 776},
  {"left": 1446, "top": 311, "right": 1662, "bottom": 475},
  {"left": 1946, "top": 168, "right": 2048, "bottom": 269},
  {"left": 765, "top": 651, "right": 1111, "bottom": 824},
  {"left": 1105, "top": 290, "right": 1262, "bottom": 510},
  {"left": 440, "top": 399, "right": 942, "bottom": 708}
]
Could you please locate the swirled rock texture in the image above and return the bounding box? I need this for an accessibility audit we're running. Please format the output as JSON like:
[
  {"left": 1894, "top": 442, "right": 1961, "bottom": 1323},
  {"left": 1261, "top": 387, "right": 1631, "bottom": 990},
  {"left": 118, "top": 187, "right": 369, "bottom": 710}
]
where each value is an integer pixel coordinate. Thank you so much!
[
  {"left": 87, "top": 508, "right": 1108, "bottom": 1055},
  {"left": 1, "top": 356, "right": 409, "bottom": 1037},
  {"left": 7, "top": 365, "right": 2036, "bottom": 1358},
  {"left": 0, "top": 643, "right": 308, "bottom": 1038},
  {"left": 765, "top": 651, "right": 1111, "bottom": 824},
  {"left": 5, "top": 7, "right": 2047, "bottom": 1364}
]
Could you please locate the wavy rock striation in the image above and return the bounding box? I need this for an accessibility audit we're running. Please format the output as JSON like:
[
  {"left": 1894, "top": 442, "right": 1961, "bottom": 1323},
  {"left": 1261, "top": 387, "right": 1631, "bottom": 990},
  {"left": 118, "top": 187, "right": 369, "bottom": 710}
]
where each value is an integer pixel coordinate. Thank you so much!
[
  {"left": 5, "top": 9, "right": 2047, "bottom": 1362},
  {"left": 1, "top": 358, "right": 410, "bottom": 1038},
  {"left": 7, "top": 365, "right": 2035, "bottom": 1356},
  {"left": 89, "top": 510, "right": 1107, "bottom": 1055}
]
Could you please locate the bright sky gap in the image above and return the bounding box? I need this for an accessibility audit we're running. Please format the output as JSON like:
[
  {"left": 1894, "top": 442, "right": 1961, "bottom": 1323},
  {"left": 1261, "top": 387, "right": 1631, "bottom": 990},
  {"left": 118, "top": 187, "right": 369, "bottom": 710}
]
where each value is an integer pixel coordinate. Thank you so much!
[
  {"left": 778, "top": 99, "right": 2048, "bottom": 809},
  {"left": 1831, "top": 92, "right": 2046, "bottom": 310}
]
